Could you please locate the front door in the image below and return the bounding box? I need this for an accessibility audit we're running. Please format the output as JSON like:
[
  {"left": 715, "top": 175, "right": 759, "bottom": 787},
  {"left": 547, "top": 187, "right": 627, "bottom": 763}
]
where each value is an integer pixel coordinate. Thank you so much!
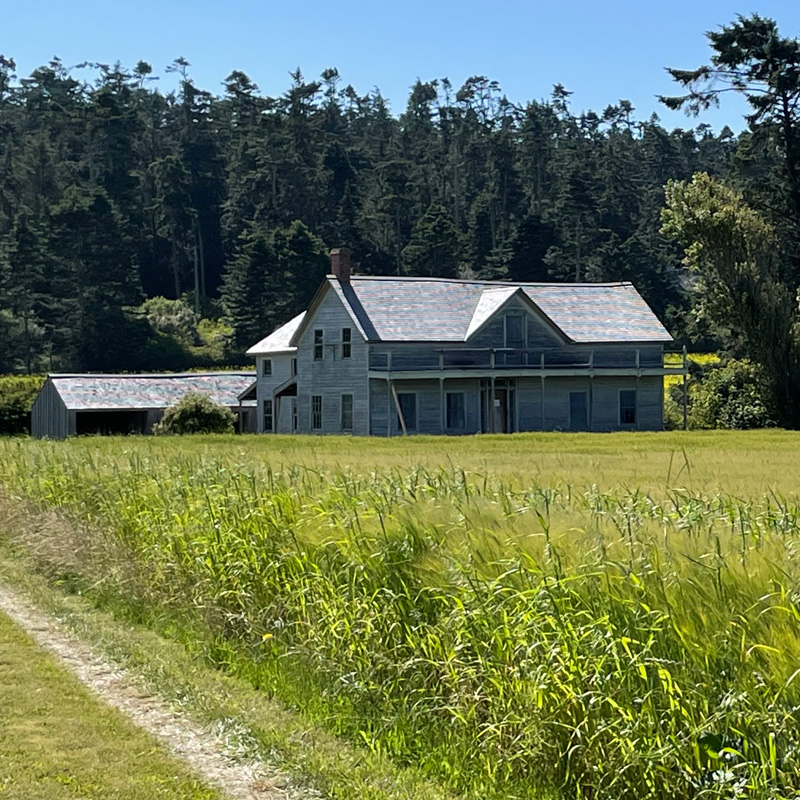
[{"left": 569, "top": 392, "right": 588, "bottom": 431}]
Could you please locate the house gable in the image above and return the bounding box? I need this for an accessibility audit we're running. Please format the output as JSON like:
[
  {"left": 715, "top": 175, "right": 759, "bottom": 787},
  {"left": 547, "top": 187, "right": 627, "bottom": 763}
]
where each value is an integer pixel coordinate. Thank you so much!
[
  {"left": 291, "top": 277, "right": 371, "bottom": 347},
  {"left": 467, "top": 289, "right": 567, "bottom": 349}
]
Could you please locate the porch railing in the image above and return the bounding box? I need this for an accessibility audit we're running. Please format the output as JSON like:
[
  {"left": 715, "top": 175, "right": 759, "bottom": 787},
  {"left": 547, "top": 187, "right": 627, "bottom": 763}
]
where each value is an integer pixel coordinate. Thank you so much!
[{"left": 368, "top": 348, "right": 687, "bottom": 372}]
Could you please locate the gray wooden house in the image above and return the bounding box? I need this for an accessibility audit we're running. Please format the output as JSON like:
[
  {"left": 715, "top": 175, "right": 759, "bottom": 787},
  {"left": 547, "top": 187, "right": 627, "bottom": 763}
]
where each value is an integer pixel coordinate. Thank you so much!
[
  {"left": 31, "top": 372, "right": 257, "bottom": 439},
  {"left": 247, "top": 250, "right": 683, "bottom": 436}
]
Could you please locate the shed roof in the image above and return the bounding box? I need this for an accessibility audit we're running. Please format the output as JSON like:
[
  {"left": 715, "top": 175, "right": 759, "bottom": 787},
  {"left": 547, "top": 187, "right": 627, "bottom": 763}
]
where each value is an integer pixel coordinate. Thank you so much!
[
  {"left": 48, "top": 373, "right": 257, "bottom": 411},
  {"left": 293, "top": 277, "right": 672, "bottom": 345}
]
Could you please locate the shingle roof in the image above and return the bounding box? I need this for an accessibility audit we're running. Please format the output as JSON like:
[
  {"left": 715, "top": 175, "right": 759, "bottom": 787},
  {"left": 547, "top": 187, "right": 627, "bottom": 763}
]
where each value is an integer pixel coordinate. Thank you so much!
[
  {"left": 50, "top": 373, "right": 256, "bottom": 411},
  {"left": 321, "top": 277, "right": 672, "bottom": 344},
  {"left": 247, "top": 311, "right": 305, "bottom": 355}
]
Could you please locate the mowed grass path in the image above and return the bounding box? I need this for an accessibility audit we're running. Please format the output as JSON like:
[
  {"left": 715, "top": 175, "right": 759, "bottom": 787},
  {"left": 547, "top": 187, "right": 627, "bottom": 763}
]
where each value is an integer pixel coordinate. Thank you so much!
[{"left": 0, "top": 611, "right": 219, "bottom": 800}]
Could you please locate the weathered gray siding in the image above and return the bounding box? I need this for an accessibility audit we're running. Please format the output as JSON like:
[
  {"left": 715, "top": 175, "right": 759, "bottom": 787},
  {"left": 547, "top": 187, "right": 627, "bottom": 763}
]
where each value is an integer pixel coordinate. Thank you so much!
[
  {"left": 296, "top": 287, "right": 368, "bottom": 435},
  {"left": 367, "top": 375, "right": 664, "bottom": 436},
  {"left": 31, "top": 379, "right": 70, "bottom": 439},
  {"left": 369, "top": 378, "right": 481, "bottom": 436},
  {"left": 255, "top": 354, "right": 296, "bottom": 433}
]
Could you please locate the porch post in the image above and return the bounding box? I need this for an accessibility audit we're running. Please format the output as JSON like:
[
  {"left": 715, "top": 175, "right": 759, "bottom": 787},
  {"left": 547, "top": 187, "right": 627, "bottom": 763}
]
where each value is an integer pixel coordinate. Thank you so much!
[
  {"left": 439, "top": 377, "right": 445, "bottom": 434},
  {"left": 386, "top": 377, "right": 391, "bottom": 438},
  {"left": 490, "top": 350, "right": 496, "bottom": 433},
  {"left": 540, "top": 375, "right": 545, "bottom": 431}
]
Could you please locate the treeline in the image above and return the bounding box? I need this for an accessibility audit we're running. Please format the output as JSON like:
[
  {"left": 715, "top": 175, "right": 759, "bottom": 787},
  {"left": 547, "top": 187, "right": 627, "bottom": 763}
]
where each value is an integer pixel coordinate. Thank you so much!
[{"left": 0, "top": 53, "right": 752, "bottom": 373}]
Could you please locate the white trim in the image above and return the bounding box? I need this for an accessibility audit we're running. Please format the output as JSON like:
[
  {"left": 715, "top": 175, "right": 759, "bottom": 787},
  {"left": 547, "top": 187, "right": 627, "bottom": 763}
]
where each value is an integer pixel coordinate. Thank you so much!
[
  {"left": 341, "top": 392, "right": 354, "bottom": 431},
  {"left": 311, "top": 394, "right": 323, "bottom": 430},
  {"left": 263, "top": 398, "right": 274, "bottom": 433}
]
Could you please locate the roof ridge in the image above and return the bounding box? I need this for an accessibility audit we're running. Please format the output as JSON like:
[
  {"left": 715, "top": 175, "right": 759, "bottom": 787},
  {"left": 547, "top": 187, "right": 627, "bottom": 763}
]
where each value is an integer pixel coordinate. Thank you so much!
[{"left": 347, "top": 275, "right": 635, "bottom": 288}]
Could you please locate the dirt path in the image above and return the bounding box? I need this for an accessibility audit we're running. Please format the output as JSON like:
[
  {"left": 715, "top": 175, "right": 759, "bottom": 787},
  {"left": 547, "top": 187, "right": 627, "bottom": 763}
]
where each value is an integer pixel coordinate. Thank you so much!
[{"left": 0, "top": 584, "right": 310, "bottom": 800}]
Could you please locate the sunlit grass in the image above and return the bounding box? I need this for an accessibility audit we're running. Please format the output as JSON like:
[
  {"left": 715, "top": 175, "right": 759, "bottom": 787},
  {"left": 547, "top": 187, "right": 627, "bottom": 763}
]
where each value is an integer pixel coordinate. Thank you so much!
[
  {"left": 2, "top": 432, "right": 800, "bottom": 798},
  {"left": 0, "top": 611, "right": 220, "bottom": 800}
]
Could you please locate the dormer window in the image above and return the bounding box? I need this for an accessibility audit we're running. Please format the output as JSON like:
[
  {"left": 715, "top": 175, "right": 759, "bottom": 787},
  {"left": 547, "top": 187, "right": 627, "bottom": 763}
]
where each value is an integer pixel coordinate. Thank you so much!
[{"left": 505, "top": 315, "right": 524, "bottom": 348}]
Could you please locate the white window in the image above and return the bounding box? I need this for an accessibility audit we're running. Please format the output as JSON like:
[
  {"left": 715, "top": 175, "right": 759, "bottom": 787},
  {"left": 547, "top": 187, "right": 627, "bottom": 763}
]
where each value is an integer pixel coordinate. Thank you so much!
[
  {"left": 342, "top": 327, "right": 351, "bottom": 358},
  {"left": 341, "top": 393, "right": 353, "bottom": 430},
  {"left": 262, "top": 359, "right": 272, "bottom": 376},
  {"left": 314, "top": 330, "right": 323, "bottom": 360},
  {"left": 263, "top": 399, "right": 273, "bottom": 432},
  {"left": 446, "top": 392, "right": 466, "bottom": 430},
  {"left": 396, "top": 392, "right": 417, "bottom": 431},
  {"left": 620, "top": 389, "right": 636, "bottom": 425},
  {"left": 311, "top": 395, "right": 323, "bottom": 429},
  {"left": 505, "top": 315, "right": 524, "bottom": 348}
]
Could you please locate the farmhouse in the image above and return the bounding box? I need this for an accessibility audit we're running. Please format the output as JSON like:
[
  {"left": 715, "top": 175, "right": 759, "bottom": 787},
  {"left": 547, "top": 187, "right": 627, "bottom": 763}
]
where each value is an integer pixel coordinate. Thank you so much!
[
  {"left": 248, "top": 249, "right": 685, "bottom": 436},
  {"left": 31, "top": 372, "right": 257, "bottom": 439}
]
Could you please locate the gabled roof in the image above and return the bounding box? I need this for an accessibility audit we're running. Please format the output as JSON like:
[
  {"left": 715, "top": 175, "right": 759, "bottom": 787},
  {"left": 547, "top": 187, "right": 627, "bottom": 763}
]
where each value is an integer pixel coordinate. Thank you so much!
[
  {"left": 309, "top": 277, "right": 671, "bottom": 344},
  {"left": 465, "top": 286, "right": 518, "bottom": 339},
  {"left": 48, "top": 373, "right": 256, "bottom": 411},
  {"left": 246, "top": 311, "right": 305, "bottom": 356}
]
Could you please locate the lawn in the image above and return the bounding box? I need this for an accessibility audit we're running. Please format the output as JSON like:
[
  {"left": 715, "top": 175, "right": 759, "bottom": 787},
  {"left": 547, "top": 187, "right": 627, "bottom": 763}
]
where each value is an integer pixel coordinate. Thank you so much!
[
  {"left": 2, "top": 430, "right": 800, "bottom": 799},
  {"left": 0, "top": 610, "right": 220, "bottom": 800}
]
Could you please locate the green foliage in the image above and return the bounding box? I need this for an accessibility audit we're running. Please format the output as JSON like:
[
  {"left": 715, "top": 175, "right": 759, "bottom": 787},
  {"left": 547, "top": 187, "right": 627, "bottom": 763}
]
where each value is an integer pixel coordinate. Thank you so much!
[
  {"left": 139, "top": 296, "right": 201, "bottom": 345},
  {"left": 153, "top": 393, "right": 235, "bottom": 435},
  {"left": 692, "top": 359, "right": 776, "bottom": 430},
  {"left": 1, "top": 54, "right": 735, "bottom": 373},
  {"left": 402, "top": 204, "right": 461, "bottom": 278},
  {"left": 221, "top": 221, "right": 327, "bottom": 354},
  {"left": 0, "top": 375, "right": 43, "bottom": 435},
  {"left": 662, "top": 173, "right": 800, "bottom": 427}
]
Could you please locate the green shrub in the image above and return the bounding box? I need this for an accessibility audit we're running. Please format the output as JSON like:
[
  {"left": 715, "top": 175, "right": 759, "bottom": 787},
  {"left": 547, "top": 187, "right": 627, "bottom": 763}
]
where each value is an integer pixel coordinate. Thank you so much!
[
  {"left": 153, "top": 392, "right": 235, "bottom": 435},
  {"left": 0, "top": 375, "right": 44, "bottom": 435},
  {"left": 693, "top": 359, "right": 775, "bottom": 429}
]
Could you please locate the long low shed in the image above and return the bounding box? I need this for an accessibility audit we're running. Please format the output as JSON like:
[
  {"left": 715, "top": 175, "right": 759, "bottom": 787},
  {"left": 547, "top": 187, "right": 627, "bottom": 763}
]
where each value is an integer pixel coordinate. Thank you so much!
[{"left": 31, "top": 373, "right": 257, "bottom": 439}]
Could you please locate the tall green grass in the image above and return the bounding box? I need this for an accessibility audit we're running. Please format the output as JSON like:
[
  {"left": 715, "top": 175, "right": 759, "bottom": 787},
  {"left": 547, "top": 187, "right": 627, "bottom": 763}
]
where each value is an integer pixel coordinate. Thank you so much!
[{"left": 2, "top": 437, "right": 800, "bottom": 798}]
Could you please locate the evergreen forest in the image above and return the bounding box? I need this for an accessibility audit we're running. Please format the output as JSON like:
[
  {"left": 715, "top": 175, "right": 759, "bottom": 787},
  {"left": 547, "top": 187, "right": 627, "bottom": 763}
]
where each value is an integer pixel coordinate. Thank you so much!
[{"left": 2, "top": 14, "right": 800, "bottom": 423}]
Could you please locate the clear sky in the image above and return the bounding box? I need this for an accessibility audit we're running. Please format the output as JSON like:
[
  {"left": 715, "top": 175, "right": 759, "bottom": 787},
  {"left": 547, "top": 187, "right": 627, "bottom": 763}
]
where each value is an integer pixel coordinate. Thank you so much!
[{"left": 4, "top": 1, "right": 800, "bottom": 131}]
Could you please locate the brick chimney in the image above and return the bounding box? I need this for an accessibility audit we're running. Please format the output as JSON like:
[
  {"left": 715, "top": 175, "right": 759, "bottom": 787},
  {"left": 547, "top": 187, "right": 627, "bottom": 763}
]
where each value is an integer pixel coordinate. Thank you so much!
[{"left": 330, "top": 247, "right": 351, "bottom": 284}]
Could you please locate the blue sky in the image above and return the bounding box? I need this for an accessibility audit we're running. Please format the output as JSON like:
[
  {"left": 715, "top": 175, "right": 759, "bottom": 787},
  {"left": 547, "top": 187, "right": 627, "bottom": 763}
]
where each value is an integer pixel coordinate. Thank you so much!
[{"left": 4, "top": 1, "right": 800, "bottom": 131}]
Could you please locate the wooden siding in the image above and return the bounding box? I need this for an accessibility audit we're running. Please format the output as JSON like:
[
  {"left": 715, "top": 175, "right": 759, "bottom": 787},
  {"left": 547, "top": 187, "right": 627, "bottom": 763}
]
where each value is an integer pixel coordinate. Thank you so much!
[
  {"left": 31, "top": 379, "right": 70, "bottom": 439},
  {"left": 368, "top": 375, "right": 664, "bottom": 436},
  {"left": 369, "top": 378, "right": 482, "bottom": 436},
  {"left": 295, "top": 286, "right": 369, "bottom": 435},
  {"left": 255, "top": 354, "right": 296, "bottom": 433}
]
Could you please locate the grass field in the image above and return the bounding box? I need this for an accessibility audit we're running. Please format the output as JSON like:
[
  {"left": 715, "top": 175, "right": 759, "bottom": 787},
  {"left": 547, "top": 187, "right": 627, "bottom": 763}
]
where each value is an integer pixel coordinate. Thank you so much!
[
  {"left": 2, "top": 431, "right": 800, "bottom": 799},
  {"left": 0, "top": 611, "right": 219, "bottom": 800}
]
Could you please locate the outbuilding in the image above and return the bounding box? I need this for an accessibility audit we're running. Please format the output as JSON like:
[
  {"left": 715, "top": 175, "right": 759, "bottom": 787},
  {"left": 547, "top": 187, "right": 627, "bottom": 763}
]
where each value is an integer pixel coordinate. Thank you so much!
[{"left": 31, "top": 372, "right": 257, "bottom": 439}]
